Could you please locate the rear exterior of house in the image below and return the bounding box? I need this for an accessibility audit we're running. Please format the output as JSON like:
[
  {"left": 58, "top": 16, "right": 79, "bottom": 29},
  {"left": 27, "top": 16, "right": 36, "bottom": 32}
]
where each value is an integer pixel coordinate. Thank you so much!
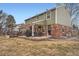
[
  {"left": 51, "top": 6, "right": 72, "bottom": 38},
  {"left": 25, "top": 8, "right": 55, "bottom": 26},
  {"left": 25, "top": 6, "right": 73, "bottom": 38}
]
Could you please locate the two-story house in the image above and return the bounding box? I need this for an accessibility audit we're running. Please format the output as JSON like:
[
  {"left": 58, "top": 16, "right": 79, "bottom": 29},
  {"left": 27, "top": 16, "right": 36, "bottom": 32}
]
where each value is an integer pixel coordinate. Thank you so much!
[{"left": 25, "top": 5, "right": 73, "bottom": 38}]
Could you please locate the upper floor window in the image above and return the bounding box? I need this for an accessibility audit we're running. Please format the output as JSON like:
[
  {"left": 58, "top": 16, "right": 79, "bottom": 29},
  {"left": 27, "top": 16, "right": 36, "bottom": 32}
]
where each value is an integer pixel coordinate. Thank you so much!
[
  {"left": 46, "top": 11, "right": 50, "bottom": 19},
  {"left": 37, "top": 16, "right": 39, "bottom": 20}
]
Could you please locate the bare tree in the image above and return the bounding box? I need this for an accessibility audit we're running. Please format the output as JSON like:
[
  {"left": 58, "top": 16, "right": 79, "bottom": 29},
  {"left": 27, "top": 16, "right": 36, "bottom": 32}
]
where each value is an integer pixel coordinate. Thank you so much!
[
  {"left": 0, "top": 10, "right": 8, "bottom": 35},
  {"left": 0, "top": 10, "right": 16, "bottom": 35},
  {"left": 6, "top": 15, "right": 16, "bottom": 36},
  {"left": 57, "top": 3, "right": 79, "bottom": 37},
  {"left": 65, "top": 3, "right": 79, "bottom": 37},
  {"left": 57, "top": 3, "right": 79, "bottom": 28}
]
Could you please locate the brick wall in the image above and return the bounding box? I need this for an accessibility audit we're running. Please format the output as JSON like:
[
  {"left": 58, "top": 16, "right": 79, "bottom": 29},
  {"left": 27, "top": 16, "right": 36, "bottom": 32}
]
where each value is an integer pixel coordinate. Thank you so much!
[{"left": 51, "top": 24, "right": 77, "bottom": 38}]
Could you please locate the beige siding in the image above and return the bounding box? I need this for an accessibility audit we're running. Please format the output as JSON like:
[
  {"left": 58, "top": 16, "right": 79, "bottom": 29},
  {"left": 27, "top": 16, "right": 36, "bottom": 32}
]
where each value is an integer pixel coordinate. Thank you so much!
[
  {"left": 56, "top": 6, "right": 71, "bottom": 27},
  {"left": 25, "top": 9, "right": 55, "bottom": 25},
  {"left": 47, "top": 10, "right": 55, "bottom": 25}
]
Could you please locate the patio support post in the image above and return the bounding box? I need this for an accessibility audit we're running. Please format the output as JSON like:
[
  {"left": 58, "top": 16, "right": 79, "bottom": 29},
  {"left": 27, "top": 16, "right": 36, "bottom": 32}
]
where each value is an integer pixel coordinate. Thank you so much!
[
  {"left": 32, "top": 23, "right": 34, "bottom": 37},
  {"left": 45, "top": 9, "right": 48, "bottom": 37}
]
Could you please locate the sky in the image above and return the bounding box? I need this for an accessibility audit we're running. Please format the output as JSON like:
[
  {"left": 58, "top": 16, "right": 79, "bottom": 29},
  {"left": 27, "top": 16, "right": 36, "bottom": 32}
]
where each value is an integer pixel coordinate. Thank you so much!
[{"left": 0, "top": 3, "right": 56, "bottom": 24}]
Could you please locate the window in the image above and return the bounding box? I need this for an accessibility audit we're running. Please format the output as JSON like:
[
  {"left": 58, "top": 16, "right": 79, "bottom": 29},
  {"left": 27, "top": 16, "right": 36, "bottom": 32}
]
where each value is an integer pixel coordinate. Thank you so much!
[
  {"left": 47, "top": 11, "right": 50, "bottom": 19},
  {"left": 37, "top": 16, "right": 39, "bottom": 20}
]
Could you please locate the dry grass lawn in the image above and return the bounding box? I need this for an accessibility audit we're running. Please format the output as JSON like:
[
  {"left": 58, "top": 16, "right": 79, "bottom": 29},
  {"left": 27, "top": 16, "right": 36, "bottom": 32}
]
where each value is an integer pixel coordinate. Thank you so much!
[{"left": 0, "top": 36, "right": 79, "bottom": 56}]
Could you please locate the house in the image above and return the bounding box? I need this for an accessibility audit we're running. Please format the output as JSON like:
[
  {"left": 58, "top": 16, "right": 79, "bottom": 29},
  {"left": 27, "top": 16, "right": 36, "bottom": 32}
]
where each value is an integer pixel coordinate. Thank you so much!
[
  {"left": 25, "top": 5, "right": 74, "bottom": 38},
  {"left": 11, "top": 23, "right": 27, "bottom": 36}
]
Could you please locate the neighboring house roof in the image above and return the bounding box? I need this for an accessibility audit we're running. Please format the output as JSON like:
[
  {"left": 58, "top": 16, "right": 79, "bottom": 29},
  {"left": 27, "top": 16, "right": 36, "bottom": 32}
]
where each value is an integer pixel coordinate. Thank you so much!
[
  {"left": 25, "top": 8, "right": 56, "bottom": 22},
  {"left": 15, "top": 23, "right": 27, "bottom": 29}
]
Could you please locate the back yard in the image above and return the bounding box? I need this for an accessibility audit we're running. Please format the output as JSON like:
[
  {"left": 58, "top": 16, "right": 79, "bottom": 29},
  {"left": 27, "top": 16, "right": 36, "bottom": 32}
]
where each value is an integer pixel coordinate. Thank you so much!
[{"left": 0, "top": 36, "right": 79, "bottom": 56}]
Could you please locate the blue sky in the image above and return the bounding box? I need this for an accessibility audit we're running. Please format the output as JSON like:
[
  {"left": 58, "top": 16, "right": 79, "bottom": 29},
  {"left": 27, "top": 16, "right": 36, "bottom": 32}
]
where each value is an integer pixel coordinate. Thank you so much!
[{"left": 0, "top": 3, "right": 56, "bottom": 24}]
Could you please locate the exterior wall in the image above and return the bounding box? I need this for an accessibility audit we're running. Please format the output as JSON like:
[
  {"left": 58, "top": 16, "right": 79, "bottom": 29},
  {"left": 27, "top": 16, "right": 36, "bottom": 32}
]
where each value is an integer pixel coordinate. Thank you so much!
[
  {"left": 25, "top": 9, "right": 55, "bottom": 25},
  {"left": 51, "top": 24, "right": 73, "bottom": 38},
  {"left": 25, "top": 7, "right": 73, "bottom": 38},
  {"left": 34, "top": 14, "right": 46, "bottom": 25},
  {"left": 25, "top": 14, "right": 45, "bottom": 25},
  {"left": 25, "top": 6, "right": 71, "bottom": 27},
  {"left": 56, "top": 6, "right": 71, "bottom": 27},
  {"left": 47, "top": 10, "right": 55, "bottom": 25}
]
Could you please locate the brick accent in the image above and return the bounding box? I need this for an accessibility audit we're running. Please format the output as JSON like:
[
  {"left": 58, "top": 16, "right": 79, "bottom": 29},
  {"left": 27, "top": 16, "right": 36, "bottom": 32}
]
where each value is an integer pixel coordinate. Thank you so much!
[{"left": 51, "top": 24, "right": 73, "bottom": 38}]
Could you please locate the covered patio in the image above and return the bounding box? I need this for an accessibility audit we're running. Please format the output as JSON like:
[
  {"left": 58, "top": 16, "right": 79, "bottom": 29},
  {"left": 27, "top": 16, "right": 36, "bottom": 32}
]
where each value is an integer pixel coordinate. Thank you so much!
[{"left": 31, "top": 19, "right": 51, "bottom": 37}]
